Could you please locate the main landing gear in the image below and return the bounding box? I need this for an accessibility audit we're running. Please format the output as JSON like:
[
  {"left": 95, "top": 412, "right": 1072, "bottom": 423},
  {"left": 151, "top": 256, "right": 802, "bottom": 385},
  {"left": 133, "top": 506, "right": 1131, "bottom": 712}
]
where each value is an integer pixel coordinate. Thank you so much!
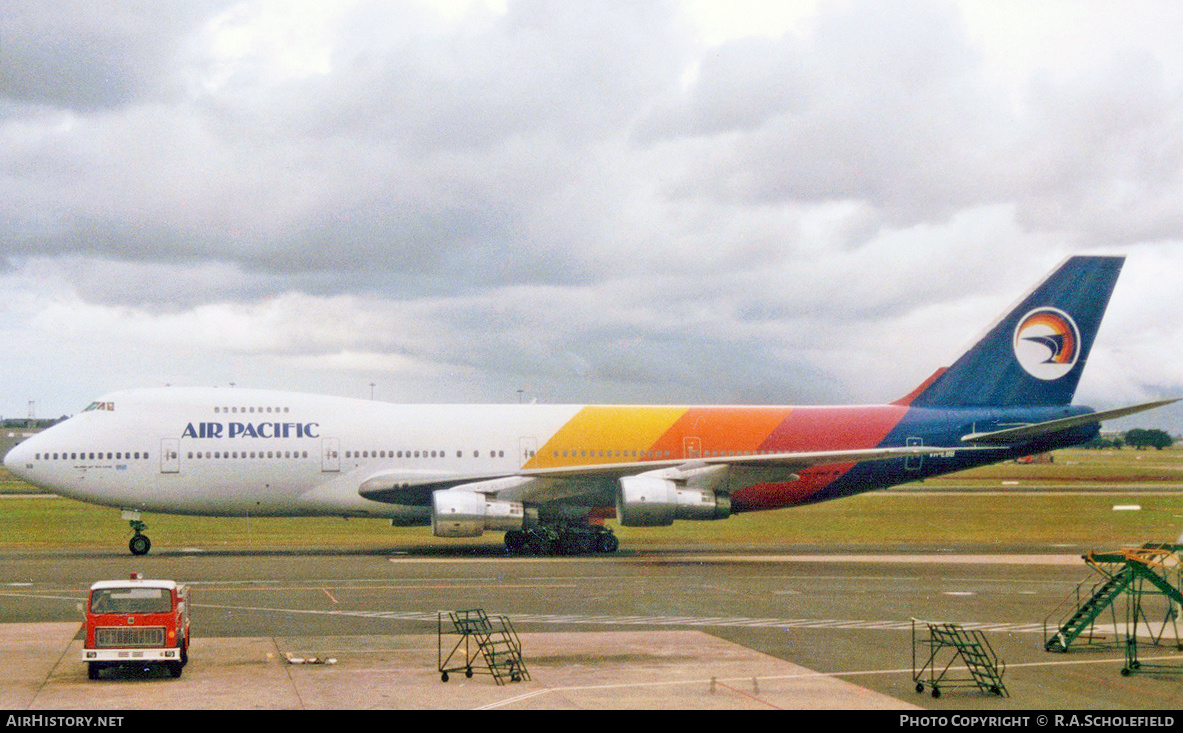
[
  {"left": 504, "top": 523, "right": 619, "bottom": 556},
  {"left": 128, "top": 519, "right": 151, "bottom": 556}
]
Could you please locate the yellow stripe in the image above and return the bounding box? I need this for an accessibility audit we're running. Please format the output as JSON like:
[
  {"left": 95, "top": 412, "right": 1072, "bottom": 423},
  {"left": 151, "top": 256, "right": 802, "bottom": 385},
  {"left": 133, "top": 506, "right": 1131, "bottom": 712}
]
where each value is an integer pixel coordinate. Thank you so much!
[{"left": 527, "top": 406, "right": 686, "bottom": 468}]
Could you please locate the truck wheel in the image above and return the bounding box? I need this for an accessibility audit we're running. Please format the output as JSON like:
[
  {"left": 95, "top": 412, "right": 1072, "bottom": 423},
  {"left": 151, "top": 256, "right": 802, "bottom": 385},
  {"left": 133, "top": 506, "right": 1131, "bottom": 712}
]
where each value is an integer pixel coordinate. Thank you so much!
[
  {"left": 129, "top": 534, "right": 151, "bottom": 556},
  {"left": 88, "top": 662, "right": 102, "bottom": 680},
  {"left": 597, "top": 532, "right": 619, "bottom": 553},
  {"left": 504, "top": 530, "right": 526, "bottom": 553},
  {"left": 166, "top": 661, "right": 183, "bottom": 678}
]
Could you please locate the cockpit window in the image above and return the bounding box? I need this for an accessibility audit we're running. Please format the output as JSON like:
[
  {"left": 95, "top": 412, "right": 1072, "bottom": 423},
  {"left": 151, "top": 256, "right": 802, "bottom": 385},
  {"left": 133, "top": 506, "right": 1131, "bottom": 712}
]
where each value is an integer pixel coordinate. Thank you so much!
[{"left": 83, "top": 401, "right": 115, "bottom": 413}]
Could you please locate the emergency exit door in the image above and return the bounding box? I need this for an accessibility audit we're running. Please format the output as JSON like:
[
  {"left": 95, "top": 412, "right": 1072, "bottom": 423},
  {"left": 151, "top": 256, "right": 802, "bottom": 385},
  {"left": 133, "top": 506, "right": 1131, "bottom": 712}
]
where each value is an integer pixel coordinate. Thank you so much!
[
  {"left": 322, "top": 438, "right": 340, "bottom": 472},
  {"left": 160, "top": 439, "right": 180, "bottom": 473}
]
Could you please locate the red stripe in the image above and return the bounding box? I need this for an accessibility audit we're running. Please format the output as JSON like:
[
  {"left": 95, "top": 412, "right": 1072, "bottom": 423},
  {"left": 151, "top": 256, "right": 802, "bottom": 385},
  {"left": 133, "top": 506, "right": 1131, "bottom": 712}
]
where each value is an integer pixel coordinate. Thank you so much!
[{"left": 732, "top": 405, "right": 907, "bottom": 511}]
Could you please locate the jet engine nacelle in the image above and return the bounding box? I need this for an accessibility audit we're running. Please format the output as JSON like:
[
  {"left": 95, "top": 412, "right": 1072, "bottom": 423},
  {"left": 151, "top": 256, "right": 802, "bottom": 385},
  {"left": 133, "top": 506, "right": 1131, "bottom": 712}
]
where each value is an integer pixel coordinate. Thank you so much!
[
  {"left": 616, "top": 475, "right": 731, "bottom": 527},
  {"left": 431, "top": 490, "right": 527, "bottom": 538}
]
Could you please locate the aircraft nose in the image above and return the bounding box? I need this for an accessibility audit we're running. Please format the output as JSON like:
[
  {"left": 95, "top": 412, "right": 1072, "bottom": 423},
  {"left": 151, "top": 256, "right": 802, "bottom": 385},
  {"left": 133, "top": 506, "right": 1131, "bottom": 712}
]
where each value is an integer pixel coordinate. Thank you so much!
[{"left": 4, "top": 440, "right": 30, "bottom": 477}]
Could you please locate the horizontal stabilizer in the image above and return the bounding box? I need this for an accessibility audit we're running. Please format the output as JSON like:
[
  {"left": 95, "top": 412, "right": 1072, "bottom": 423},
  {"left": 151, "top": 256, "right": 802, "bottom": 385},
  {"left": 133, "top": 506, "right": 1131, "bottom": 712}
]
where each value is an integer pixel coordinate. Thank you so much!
[{"left": 960, "top": 398, "right": 1179, "bottom": 445}]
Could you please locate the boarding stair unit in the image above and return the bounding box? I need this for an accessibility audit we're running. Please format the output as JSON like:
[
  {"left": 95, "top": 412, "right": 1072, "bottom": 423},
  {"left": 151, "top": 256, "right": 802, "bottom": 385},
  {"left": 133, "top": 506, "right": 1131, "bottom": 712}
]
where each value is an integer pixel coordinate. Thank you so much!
[
  {"left": 1044, "top": 544, "right": 1183, "bottom": 655},
  {"left": 911, "top": 619, "right": 1008, "bottom": 698},
  {"left": 438, "top": 608, "right": 530, "bottom": 685}
]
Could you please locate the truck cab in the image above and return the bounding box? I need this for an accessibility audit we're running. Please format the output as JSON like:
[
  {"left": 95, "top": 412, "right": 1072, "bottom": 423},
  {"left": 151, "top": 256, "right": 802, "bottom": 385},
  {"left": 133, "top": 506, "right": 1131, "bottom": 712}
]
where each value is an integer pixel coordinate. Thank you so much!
[{"left": 82, "top": 574, "right": 190, "bottom": 679}]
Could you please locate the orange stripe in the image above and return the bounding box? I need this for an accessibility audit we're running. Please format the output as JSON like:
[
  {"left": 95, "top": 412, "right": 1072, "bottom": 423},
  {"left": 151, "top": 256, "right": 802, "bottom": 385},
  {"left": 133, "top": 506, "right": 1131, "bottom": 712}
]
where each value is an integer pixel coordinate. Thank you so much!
[
  {"left": 528, "top": 406, "right": 687, "bottom": 468},
  {"left": 649, "top": 407, "right": 793, "bottom": 458}
]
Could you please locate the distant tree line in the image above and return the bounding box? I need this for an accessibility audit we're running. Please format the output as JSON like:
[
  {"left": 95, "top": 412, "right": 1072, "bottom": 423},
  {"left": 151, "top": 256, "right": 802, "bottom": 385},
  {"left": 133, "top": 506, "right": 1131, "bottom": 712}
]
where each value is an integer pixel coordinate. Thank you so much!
[
  {"left": 1084, "top": 428, "right": 1176, "bottom": 450},
  {"left": 0, "top": 417, "right": 67, "bottom": 429}
]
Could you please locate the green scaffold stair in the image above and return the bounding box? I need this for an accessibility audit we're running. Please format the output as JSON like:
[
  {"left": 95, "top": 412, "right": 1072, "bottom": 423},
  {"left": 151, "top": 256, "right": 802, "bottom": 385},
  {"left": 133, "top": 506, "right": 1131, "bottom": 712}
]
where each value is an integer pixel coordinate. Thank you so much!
[
  {"left": 1044, "top": 566, "right": 1135, "bottom": 652},
  {"left": 912, "top": 619, "right": 1008, "bottom": 698},
  {"left": 1045, "top": 544, "right": 1183, "bottom": 653},
  {"left": 438, "top": 608, "right": 530, "bottom": 685}
]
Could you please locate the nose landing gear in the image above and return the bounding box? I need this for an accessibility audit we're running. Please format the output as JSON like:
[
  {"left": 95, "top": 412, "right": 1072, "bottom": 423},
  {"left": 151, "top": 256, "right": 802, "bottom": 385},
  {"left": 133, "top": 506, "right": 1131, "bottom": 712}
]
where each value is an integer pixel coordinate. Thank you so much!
[{"left": 128, "top": 519, "right": 151, "bottom": 556}]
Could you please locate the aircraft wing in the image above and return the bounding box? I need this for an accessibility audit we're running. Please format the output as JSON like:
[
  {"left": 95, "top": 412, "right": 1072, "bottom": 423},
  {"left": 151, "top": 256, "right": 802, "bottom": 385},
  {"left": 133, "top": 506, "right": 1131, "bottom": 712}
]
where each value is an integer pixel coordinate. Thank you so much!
[
  {"left": 356, "top": 444, "right": 956, "bottom": 504},
  {"left": 960, "top": 398, "right": 1179, "bottom": 445},
  {"left": 518, "top": 444, "right": 960, "bottom": 479}
]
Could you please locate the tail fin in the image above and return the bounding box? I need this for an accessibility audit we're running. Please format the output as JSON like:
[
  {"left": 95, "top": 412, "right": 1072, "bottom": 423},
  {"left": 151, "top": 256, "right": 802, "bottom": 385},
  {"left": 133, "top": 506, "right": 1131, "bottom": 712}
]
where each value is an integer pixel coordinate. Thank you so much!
[{"left": 902, "top": 256, "right": 1124, "bottom": 408}]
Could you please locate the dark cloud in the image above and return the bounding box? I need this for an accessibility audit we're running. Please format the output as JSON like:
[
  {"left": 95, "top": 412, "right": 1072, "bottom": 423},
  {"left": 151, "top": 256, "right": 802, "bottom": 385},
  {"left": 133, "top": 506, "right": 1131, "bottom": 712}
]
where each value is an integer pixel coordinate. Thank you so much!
[
  {"left": 1, "top": 0, "right": 697, "bottom": 301},
  {"left": 0, "top": 1, "right": 231, "bottom": 111}
]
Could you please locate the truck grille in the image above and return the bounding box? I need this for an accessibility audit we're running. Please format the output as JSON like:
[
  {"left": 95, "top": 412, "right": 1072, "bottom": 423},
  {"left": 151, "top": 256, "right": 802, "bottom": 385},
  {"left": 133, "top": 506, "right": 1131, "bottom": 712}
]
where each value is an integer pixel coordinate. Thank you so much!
[{"left": 95, "top": 626, "right": 166, "bottom": 648}]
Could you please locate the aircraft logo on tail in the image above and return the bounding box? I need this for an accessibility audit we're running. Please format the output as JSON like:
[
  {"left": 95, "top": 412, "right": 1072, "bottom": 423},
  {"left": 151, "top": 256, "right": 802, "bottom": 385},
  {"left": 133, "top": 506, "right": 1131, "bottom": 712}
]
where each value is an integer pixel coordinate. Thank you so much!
[{"left": 1013, "top": 307, "right": 1080, "bottom": 381}]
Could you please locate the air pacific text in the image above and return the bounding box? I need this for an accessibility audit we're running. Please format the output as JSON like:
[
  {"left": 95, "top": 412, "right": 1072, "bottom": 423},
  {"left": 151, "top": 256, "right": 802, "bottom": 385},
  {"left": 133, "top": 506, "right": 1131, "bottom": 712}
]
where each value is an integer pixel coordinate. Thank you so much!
[{"left": 181, "top": 422, "right": 320, "bottom": 439}]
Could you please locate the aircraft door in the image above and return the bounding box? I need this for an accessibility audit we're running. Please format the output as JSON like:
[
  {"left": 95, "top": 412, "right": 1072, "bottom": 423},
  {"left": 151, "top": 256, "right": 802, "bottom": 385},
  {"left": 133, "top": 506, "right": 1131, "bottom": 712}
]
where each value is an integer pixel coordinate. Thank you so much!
[
  {"left": 322, "top": 438, "right": 340, "bottom": 472},
  {"left": 905, "top": 437, "right": 924, "bottom": 471},
  {"left": 683, "top": 436, "right": 702, "bottom": 458},
  {"left": 160, "top": 439, "right": 180, "bottom": 474},
  {"left": 519, "top": 437, "right": 538, "bottom": 467}
]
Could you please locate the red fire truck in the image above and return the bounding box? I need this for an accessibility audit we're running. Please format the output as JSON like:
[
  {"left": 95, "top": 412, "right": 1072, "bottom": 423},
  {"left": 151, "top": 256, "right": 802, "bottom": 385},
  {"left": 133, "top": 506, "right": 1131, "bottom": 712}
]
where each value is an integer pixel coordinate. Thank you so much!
[{"left": 82, "top": 574, "right": 190, "bottom": 679}]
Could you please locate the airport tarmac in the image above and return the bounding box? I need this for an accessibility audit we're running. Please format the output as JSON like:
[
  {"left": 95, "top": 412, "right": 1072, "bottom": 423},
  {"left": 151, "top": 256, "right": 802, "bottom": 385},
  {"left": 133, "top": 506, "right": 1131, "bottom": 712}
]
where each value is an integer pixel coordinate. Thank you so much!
[{"left": 2, "top": 543, "right": 1182, "bottom": 710}]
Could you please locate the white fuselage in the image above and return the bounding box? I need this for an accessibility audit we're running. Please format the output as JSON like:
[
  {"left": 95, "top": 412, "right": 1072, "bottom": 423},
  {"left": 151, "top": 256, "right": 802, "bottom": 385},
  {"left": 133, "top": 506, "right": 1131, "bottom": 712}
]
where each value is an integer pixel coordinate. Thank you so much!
[{"left": 5, "top": 388, "right": 584, "bottom": 521}]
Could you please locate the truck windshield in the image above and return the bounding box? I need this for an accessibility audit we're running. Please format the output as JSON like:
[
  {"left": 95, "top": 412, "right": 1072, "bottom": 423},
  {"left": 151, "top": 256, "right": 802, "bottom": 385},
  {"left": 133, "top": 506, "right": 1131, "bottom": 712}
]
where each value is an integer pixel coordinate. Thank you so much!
[{"left": 90, "top": 587, "right": 172, "bottom": 614}]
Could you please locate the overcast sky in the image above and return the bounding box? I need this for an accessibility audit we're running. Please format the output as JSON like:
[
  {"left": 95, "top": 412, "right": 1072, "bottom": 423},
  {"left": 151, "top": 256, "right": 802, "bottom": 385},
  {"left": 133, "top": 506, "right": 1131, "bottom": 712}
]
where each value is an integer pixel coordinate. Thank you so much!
[{"left": 2, "top": 0, "right": 1181, "bottom": 432}]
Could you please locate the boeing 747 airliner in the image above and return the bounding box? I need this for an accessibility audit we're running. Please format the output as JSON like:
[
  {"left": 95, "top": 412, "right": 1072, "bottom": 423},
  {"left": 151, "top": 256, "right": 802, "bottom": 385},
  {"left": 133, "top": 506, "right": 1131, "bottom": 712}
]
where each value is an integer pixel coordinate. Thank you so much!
[{"left": 4, "top": 256, "right": 1175, "bottom": 555}]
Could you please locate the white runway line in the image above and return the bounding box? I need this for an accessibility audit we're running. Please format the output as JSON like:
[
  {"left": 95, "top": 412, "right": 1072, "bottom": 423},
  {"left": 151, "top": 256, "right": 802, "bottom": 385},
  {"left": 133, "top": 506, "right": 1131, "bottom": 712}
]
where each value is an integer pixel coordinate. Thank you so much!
[{"left": 192, "top": 601, "right": 1057, "bottom": 634}]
